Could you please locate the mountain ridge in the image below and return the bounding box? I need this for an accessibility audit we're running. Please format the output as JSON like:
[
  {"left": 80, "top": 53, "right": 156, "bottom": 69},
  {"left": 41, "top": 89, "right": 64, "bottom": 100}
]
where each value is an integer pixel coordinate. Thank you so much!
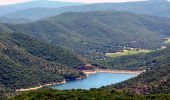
[
  {"left": 1, "top": 0, "right": 170, "bottom": 20},
  {"left": 2, "top": 11, "right": 170, "bottom": 56},
  {"left": 0, "top": 0, "right": 83, "bottom": 17}
]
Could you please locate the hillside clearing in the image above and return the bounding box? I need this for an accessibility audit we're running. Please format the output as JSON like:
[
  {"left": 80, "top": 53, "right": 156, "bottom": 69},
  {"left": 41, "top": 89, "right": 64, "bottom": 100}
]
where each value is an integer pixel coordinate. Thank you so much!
[{"left": 106, "top": 49, "right": 153, "bottom": 57}]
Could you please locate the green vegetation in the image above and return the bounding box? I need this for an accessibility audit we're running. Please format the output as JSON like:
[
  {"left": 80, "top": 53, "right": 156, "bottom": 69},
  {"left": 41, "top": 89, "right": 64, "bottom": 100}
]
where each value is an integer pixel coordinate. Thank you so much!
[
  {"left": 104, "top": 61, "right": 170, "bottom": 95},
  {"left": 0, "top": 32, "right": 87, "bottom": 99},
  {"left": 10, "top": 88, "right": 170, "bottom": 100},
  {"left": 10, "top": 47, "right": 170, "bottom": 99},
  {"left": 97, "top": 46, "right": 170, "bottom": 95},
  {"left": 98, "top": 46, "right": 170, "bottom": 70},
  {"left": 1, "top": 9, "right": 170, "bottom": 99},
  {"left": 4, "top": 11, "right": 170, "bottom": 56},
  {"left": 106, "top": 49, "right": 153, "bottom": 58},
  {"left": 6, "top": 33, "right": 86, "bottom": 68}
]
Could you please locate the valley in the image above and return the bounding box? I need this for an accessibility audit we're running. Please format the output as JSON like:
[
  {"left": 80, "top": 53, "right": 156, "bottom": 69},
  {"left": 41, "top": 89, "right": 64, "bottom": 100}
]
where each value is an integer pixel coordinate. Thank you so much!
[
  {"left": 0, "top": 0, "right": 170, "bottom": 99},
  {"left": 3, "top": 10, "right": 170, "bottom": 56},
  {"left": 50, "top": 72, "right": 137, "bottom": 90}
]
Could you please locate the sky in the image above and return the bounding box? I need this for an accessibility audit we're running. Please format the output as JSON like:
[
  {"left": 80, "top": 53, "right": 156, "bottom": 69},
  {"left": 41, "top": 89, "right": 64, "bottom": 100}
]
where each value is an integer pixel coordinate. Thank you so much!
[
  {"left": 52, "top": 0, "right": 146, "bottom": 3},
  {"left": 0, "top": 0, "right": 169, "bottom": 5},
  {"left": 0, "top": 0, "right": 147, "bottom": 5}
]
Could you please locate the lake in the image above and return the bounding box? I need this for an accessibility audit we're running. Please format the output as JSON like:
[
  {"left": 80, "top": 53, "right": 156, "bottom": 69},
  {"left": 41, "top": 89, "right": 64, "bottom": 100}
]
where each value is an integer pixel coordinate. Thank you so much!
[{"left": 50, "top": 72, "right": 137, "bottom": 90}]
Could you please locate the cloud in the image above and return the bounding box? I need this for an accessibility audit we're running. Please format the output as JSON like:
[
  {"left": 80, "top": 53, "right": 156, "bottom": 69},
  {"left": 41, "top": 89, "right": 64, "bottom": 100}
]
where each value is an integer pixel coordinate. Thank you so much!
[
  {"left": 0, "top": 0, "right": 169, "bottom": 5},
  {"left": 0, "top": 0, "right": 31, "bottom": 5}
]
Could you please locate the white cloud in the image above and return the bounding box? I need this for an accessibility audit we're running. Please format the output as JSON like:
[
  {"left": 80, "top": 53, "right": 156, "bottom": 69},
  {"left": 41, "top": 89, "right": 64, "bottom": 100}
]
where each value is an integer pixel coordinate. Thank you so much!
[
  {"left": 0, "top": 0, "right": 31, "bottom": 5},
  {"left": 0, "top": 0, "right": 169, "bottom": 5}
]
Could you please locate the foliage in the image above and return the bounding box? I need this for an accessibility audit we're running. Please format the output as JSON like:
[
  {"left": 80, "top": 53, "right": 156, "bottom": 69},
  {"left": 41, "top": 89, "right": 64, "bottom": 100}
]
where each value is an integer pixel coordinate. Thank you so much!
[
  {"left": 6, "top": 33, "right": 85, "bottom": 68},
  {"left": 0, "top": 32, "right": 85, "bottom": 91},
  {"left": 103, "top": 47, "right": 170, "bottom": 94},
  {"left": 8, "top": 46, "right": 170, "bottom": 99},
  {"left": 10, "top": 88, "right": 170, "bottom": 100},
  {"left": 4, "top": 11, "right": 170, "bottom": 56},
  {"left": 98, "top": 47, "right": 170, "bottom": 70}
]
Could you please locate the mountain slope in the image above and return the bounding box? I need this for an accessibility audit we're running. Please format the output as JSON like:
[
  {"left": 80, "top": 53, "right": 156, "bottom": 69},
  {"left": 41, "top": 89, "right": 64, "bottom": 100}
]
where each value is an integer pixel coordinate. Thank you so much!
[
  {"left": 0, "top": 22, "right": 14, "bottom": 33},
  {"left": 0, "top": 17, "right": 31, "bottom": 24},
  {"left": 102, "top": 47, "right": 170, "bottom": 94},
  {"left": 0, "top": 32, "right": 85, "bottom": 91},
  {"left": 98, "top": 46, "right": 170, "bottom": 70},
  {"left": 8, "top": 33, "right": 86, "bottom": 67},
  {"left": 104, "top": 62, "right": 170, "bottom": 95},
  {"left": 4, "top": 11, "right": 170, "bottom": 54},
  {"left": 2, "top": 0, "right": 170, "bottom": 20},
  {"left": 10, "top": 47, "right": 170, "bottom": 99}
]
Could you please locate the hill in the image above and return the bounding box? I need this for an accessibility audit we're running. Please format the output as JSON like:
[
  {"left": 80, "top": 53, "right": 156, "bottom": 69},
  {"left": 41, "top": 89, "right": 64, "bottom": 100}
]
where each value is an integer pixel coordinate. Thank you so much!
[
  {"left": 0, "top": 0, "right": 83, "bottom": 17},
  {"left": 98, "top": 46, "right": 170, "bottom": 70},
  {"left": 10, "top": 47, "right": 170, "bottom": 99},
  {"left": 0, "top": 32, "right": 86, "bottom": 98},
  {"left": 98, "top": 46, "right": 170, "bottom": 95},
  {"left": 103, "top": 50, "right": 170, "bottom": 95},
  {"left": 3, "top": 11, "right": 170, "bottom": 56},
  {"left": 0, "top": 23, "right": 13, "bottom": 33},
  {"left": 0, "top": 17, "right": 31, "bottom": 24},
  {"left": 2, "top": 0, "right": 170, "bottom": 20},
  {"left": 4, "top": 33, "right": 86, "bottom": 68}
]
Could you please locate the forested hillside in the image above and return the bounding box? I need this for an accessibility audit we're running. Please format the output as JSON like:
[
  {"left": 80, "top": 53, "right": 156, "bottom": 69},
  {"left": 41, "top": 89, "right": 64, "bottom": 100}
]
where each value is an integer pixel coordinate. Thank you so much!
[
  {"left": 4, "top": 33, "right": 86, "bottom": 67},
  {"left": 11, "top": 47, "right": 170, "bottom": 99},
  {"left": 10, "top": 88, "right": 170, "bottom": 100},
  {"left": 0, "top": 33, "right": 86, "bottom": 98},
  {"left": 3, "top": 11, "right": 170, "bottom": 55},
  {"left": 98, "top": 46, "right": 170, "bottom": 70},
  {"left": 0, "top": 23, "right": 13, "bottom": 33},
  {"left": 1, "top": 1, "right": 170, "bottom": 99},
  {"left": 96, "top": 46, "right": 170, "bottom": 94},
  {"left": 104, "top": 53, "right": 170, "bottom": 94}
]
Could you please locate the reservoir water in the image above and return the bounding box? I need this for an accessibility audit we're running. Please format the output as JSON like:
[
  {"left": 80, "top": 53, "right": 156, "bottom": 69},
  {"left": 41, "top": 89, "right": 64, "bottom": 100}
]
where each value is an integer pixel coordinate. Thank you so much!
[{"left": 50, "top": 72, "right": 137, "bottom": 90}]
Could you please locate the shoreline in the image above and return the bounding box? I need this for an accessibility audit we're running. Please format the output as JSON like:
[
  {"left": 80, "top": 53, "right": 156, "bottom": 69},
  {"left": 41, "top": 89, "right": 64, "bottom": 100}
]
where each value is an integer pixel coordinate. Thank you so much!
[
  {"left": 15, "top": 80, "right": 66, "bottom": 92},
  {"left": 15, "top": 69, "right": 143, "bottom": 92},
  {"left": 82, "top": 69, "right": 144, "bottom": 76}
]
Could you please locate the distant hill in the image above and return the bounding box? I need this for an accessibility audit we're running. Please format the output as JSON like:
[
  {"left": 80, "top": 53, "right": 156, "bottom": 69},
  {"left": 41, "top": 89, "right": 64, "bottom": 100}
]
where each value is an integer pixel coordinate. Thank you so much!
[
  {"left": 1, "top": 0, "right": 170, "bottom": 20},
  {"left": 0, "top": 23, "right": 13, "bottom": 33},
  {"left": 0, "top": 17, "right": 32, "bottom": 24},
  {"left": 3, "top": 11, "right": 170, "bottom": 54},
  {"left": 0, "top": 0, "right": 83, "bottom": 17}
]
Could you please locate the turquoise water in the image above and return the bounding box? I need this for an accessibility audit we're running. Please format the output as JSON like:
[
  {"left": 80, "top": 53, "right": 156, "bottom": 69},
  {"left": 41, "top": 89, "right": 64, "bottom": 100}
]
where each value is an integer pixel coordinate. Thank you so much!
[{"left": 50, "top": 72, "right": 137, "bottom": 90}]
